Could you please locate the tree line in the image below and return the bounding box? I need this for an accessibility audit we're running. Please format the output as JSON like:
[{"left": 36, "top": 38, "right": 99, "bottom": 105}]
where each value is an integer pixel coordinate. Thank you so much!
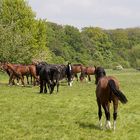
[{"left": 0, "top": 0, "right": 140, "bottom": 68}]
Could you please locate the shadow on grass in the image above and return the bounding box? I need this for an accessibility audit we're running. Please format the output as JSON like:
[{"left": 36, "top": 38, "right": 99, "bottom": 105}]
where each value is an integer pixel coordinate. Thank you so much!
[{"left": 76, "top": 121, "right": 101, "bottom": 130}]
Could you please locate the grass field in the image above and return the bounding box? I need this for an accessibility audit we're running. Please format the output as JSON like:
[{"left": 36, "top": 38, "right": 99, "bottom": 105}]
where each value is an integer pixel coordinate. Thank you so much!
[{"left": 0, "top": 69, "right": 140, "bottom": 140}]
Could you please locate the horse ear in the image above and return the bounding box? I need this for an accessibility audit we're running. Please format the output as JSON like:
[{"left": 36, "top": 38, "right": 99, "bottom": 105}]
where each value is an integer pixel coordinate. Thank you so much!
[{"left": 94, "top": 65, "right": 96, "bottom": 69}]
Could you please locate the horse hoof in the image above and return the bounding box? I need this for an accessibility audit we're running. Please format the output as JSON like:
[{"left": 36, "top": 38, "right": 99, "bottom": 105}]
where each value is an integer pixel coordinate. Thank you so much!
[
  {"left": 99, "top": 121, "right": 102, "bottom": 128},
  {"left": 105, "top": 121, "right": 112, "bottom": 129}
]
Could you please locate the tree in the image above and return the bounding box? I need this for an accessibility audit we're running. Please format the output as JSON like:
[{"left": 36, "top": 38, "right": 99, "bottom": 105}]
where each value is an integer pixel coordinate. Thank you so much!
[{"left": 0, "top": 0, "right": 52, "bottom": 63}]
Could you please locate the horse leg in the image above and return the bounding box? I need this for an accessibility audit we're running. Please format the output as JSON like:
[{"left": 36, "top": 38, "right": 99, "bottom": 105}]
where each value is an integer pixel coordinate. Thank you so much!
[
  {"left": 103, "top": 103, "right": 111, "bottom": 129},
  {"left": 26, "top": 75, "right": 29, "bottom": 85},
  {"left": 44, "top": 81, "right": 47, "bottom": 93},
  {"left": 16, "top": 77, "right": 19, "bottom": 85},
  {"left": 12, "top": 75, "right": 17, "bottom": 85},
  {"left": 20, "top": 75, "right": 25, "bottom": 86},
  {"left": 75, "top": 74, "right": 78, "bottom": 81},
  {"left": 33, "top": 77, "right": 36, "bottom": 86},
  {"left": 88, "top": 75, "right": 91, "bottom": 81},
  {"left": 49, "top": 82, "right": 55, "bottom": 94},
  {"left": 113, "top": 100, "right": 118, "bottom": 130},
  {"left": 40, "top": 80, "right": 43, "bottom": 93},
  {"left": 97, "top": 98, "right": 102, "bottom": 128},
  {"left": 9, "top": 73, "right": 14, "bottom": 85}
]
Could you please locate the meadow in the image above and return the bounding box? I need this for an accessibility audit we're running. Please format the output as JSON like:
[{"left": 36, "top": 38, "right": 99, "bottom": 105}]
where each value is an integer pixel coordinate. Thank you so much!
[{"left": 0, "top": 69, "right": 140, "bottom": 140}]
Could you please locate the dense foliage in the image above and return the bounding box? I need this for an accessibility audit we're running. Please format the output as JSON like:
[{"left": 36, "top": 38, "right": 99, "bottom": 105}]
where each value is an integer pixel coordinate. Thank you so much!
[{"left": 0, "top": 0, "right": 140, "bottom": 68}]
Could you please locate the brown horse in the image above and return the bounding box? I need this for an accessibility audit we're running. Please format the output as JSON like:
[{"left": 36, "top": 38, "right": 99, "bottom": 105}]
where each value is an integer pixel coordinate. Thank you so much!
[
  {"left": 28, "top": 64, "right": 39, "bottom": 86},
  {"left": 80, "top": 66, "right": 95, "bottom": 81},
  {"left": 1, "top": 62, "right": 21, "bottom": 85},
  {"left": 6, "top": 63, "right": 30, "bottom": 86},
  {"left": 1, "top": 62, "right": 39, "bottom": 86},
  {"left": 71, "top": 64, "right": 85, "bottom": 81},
  {"left": 94, "top": 66, "right": 128, "bottom": 130}
]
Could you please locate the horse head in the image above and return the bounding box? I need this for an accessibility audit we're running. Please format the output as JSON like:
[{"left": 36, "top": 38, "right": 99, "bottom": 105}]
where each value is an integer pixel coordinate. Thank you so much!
[{"left": 95, "top": 67, "right": 106, "bottom": 84}]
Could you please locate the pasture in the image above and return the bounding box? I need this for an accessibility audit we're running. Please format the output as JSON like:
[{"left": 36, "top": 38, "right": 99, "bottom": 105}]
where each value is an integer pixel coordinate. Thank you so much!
[{"left": 0, "top": 69, "right": 140, "bottom": 140}]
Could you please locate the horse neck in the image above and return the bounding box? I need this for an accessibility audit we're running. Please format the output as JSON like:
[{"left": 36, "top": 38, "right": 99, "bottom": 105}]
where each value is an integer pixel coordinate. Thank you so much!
[
  {"left": 7, "top": 64, "right": 17, "bottom": 74},
  {"left": 96, "top": 73, "right": 105, "bottom": 84}
]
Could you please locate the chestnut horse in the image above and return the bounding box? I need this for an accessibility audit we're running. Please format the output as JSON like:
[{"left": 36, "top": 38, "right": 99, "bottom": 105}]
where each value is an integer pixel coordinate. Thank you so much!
[
  {"left": 71, "top": 64, "right": 85, "bottom": 81},
  {"left": 6, "top": 63, "right": 30, "bottom": 86},
  {"left": 28, "top": 64, "right": 39, "bottom": 86},
  {"left": 94, "top": 67, "right": 128, "bottom": 130},
  {"left": 80, "top": 66, "right": 95, "bottom": 81},
  {"left": 2, "top": 62, "right": 39, "bottom": 86},
  {"left": 1, "top": 62, "right": 21, "bottom": 85}
]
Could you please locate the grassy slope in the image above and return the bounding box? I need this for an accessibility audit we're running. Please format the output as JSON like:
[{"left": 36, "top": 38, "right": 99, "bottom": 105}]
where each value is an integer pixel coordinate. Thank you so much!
[{"left": 0, "top": 69, "right": 140, "bottom": 140}]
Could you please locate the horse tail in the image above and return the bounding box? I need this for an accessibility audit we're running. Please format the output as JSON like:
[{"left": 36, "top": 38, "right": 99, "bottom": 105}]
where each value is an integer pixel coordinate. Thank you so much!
[{"left": 108, "top": 79, "right": 128, "bottom": 104}]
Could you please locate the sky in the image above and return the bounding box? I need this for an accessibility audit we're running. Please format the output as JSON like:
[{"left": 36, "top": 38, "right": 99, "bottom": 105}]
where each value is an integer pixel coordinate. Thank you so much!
[{"left": 28, "top": 0, "right": 140, "bottom": 29}]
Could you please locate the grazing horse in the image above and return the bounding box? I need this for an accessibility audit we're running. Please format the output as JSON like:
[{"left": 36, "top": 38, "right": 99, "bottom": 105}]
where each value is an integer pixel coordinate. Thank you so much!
[
  {"left": 36, "top": 62, "right": 55, "bottom": 93},
  {"left": 80, "top": 66, "right": 95, "bottom": 81},
  {"left": 71, "top": 64, "right": 84, "bottom": 81},
  {"left": 0, "top": 62, "right": 21, "bottom": 85},
  {"left": 94, "top": 66, "right": 128, "bottom": 130},
  {"left": 51, "top": 62, "right": 72, "bottom": 92},
  {"left": 6, "top": 63, "right": 30, "bottom": 86},
  {"left": 36, "top": 62, "right": 72, "bottom": 94}
]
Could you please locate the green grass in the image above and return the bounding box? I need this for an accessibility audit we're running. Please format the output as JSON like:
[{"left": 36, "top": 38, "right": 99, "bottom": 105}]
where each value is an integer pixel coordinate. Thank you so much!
[{"left": 0, "top": 69, "right": 140, "bottom": 140}]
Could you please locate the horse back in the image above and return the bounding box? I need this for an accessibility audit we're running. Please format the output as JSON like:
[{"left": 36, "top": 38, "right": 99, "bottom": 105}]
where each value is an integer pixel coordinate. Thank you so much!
[
  {"left": 96, "top": 76, "right": 119, "bottom": 102},
  {"left": 72, "top": 65, "right": 84, "bottom": 74},
  {"left": 86, "top": 66, "right": 95, "bottom": 75},
  {"left": 16, "top": 65, "right": 30, "bottom": 75}
]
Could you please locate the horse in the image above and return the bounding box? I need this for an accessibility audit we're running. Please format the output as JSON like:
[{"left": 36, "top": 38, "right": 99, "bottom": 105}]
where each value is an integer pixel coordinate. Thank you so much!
[
  {"left": 36, "top": 62, "right": 72, "bottom": 94},
  {"left": 0, "top": 62, "right": 22, "bottom": 85},
  {"left": 80, "top": 66, "right": 95, "bottom": 82},
  {"left": 71, "top": 64, "right": 84, "bottom": 81},
  {"left": 36, "top": 62, "right": 54, "bottom": 93},
  {"left": 28, "top": 64, "right": 39, "bottom": 86},
  {"left": 94, "top": 66, "right": 128, "bottom": 130},
  {"left": 50, "top": 62, "right": 72, "bottom": 92},
  {"left": 6, "top": 63, "right": 31, "bottom": 86}
]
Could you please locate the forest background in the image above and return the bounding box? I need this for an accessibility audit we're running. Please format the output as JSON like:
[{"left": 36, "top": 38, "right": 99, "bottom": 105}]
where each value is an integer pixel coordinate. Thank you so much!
[{"left": 0, "top": 0, "right": 140, "bottom": 68}]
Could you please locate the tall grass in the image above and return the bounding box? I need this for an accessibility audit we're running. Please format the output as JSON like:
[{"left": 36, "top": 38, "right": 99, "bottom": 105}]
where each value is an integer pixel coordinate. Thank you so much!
[{"left": 0, "top": 69, "right": 140, "bottom": 140}]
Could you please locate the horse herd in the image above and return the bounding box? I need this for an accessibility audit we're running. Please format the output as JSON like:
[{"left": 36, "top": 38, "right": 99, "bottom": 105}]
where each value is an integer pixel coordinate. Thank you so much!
[
  {"left": 0, "top": 61, "right": 128, "bottom": 130},
  {"left": 0, "top": 62, "right": 96, "bottom": 92}
]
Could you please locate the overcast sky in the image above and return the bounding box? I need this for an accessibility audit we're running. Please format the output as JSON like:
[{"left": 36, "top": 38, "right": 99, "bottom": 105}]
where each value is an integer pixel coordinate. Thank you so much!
[{"left": 28, "top": 0, "right": 140, "bottom": 29}]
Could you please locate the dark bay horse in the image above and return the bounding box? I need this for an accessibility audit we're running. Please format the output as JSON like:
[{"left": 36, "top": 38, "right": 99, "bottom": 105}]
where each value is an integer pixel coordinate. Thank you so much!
[
  {"left": 94, "top": 67, "right": 128, "bottom": 130},
  {"left": 80, "top": 66, "right": 95, "bottom": 82}
]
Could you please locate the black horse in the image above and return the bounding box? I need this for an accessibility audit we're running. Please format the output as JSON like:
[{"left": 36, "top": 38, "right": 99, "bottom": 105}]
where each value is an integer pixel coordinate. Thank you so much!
[
  {"left": 36, "top": 62, "right": 72, "bottom": 94},
  {"left": 52, "top": 62, "right": 72, "bottom": 91},
  {"left": 36, "top": 62, "right": 54, "bottom": 93}
]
